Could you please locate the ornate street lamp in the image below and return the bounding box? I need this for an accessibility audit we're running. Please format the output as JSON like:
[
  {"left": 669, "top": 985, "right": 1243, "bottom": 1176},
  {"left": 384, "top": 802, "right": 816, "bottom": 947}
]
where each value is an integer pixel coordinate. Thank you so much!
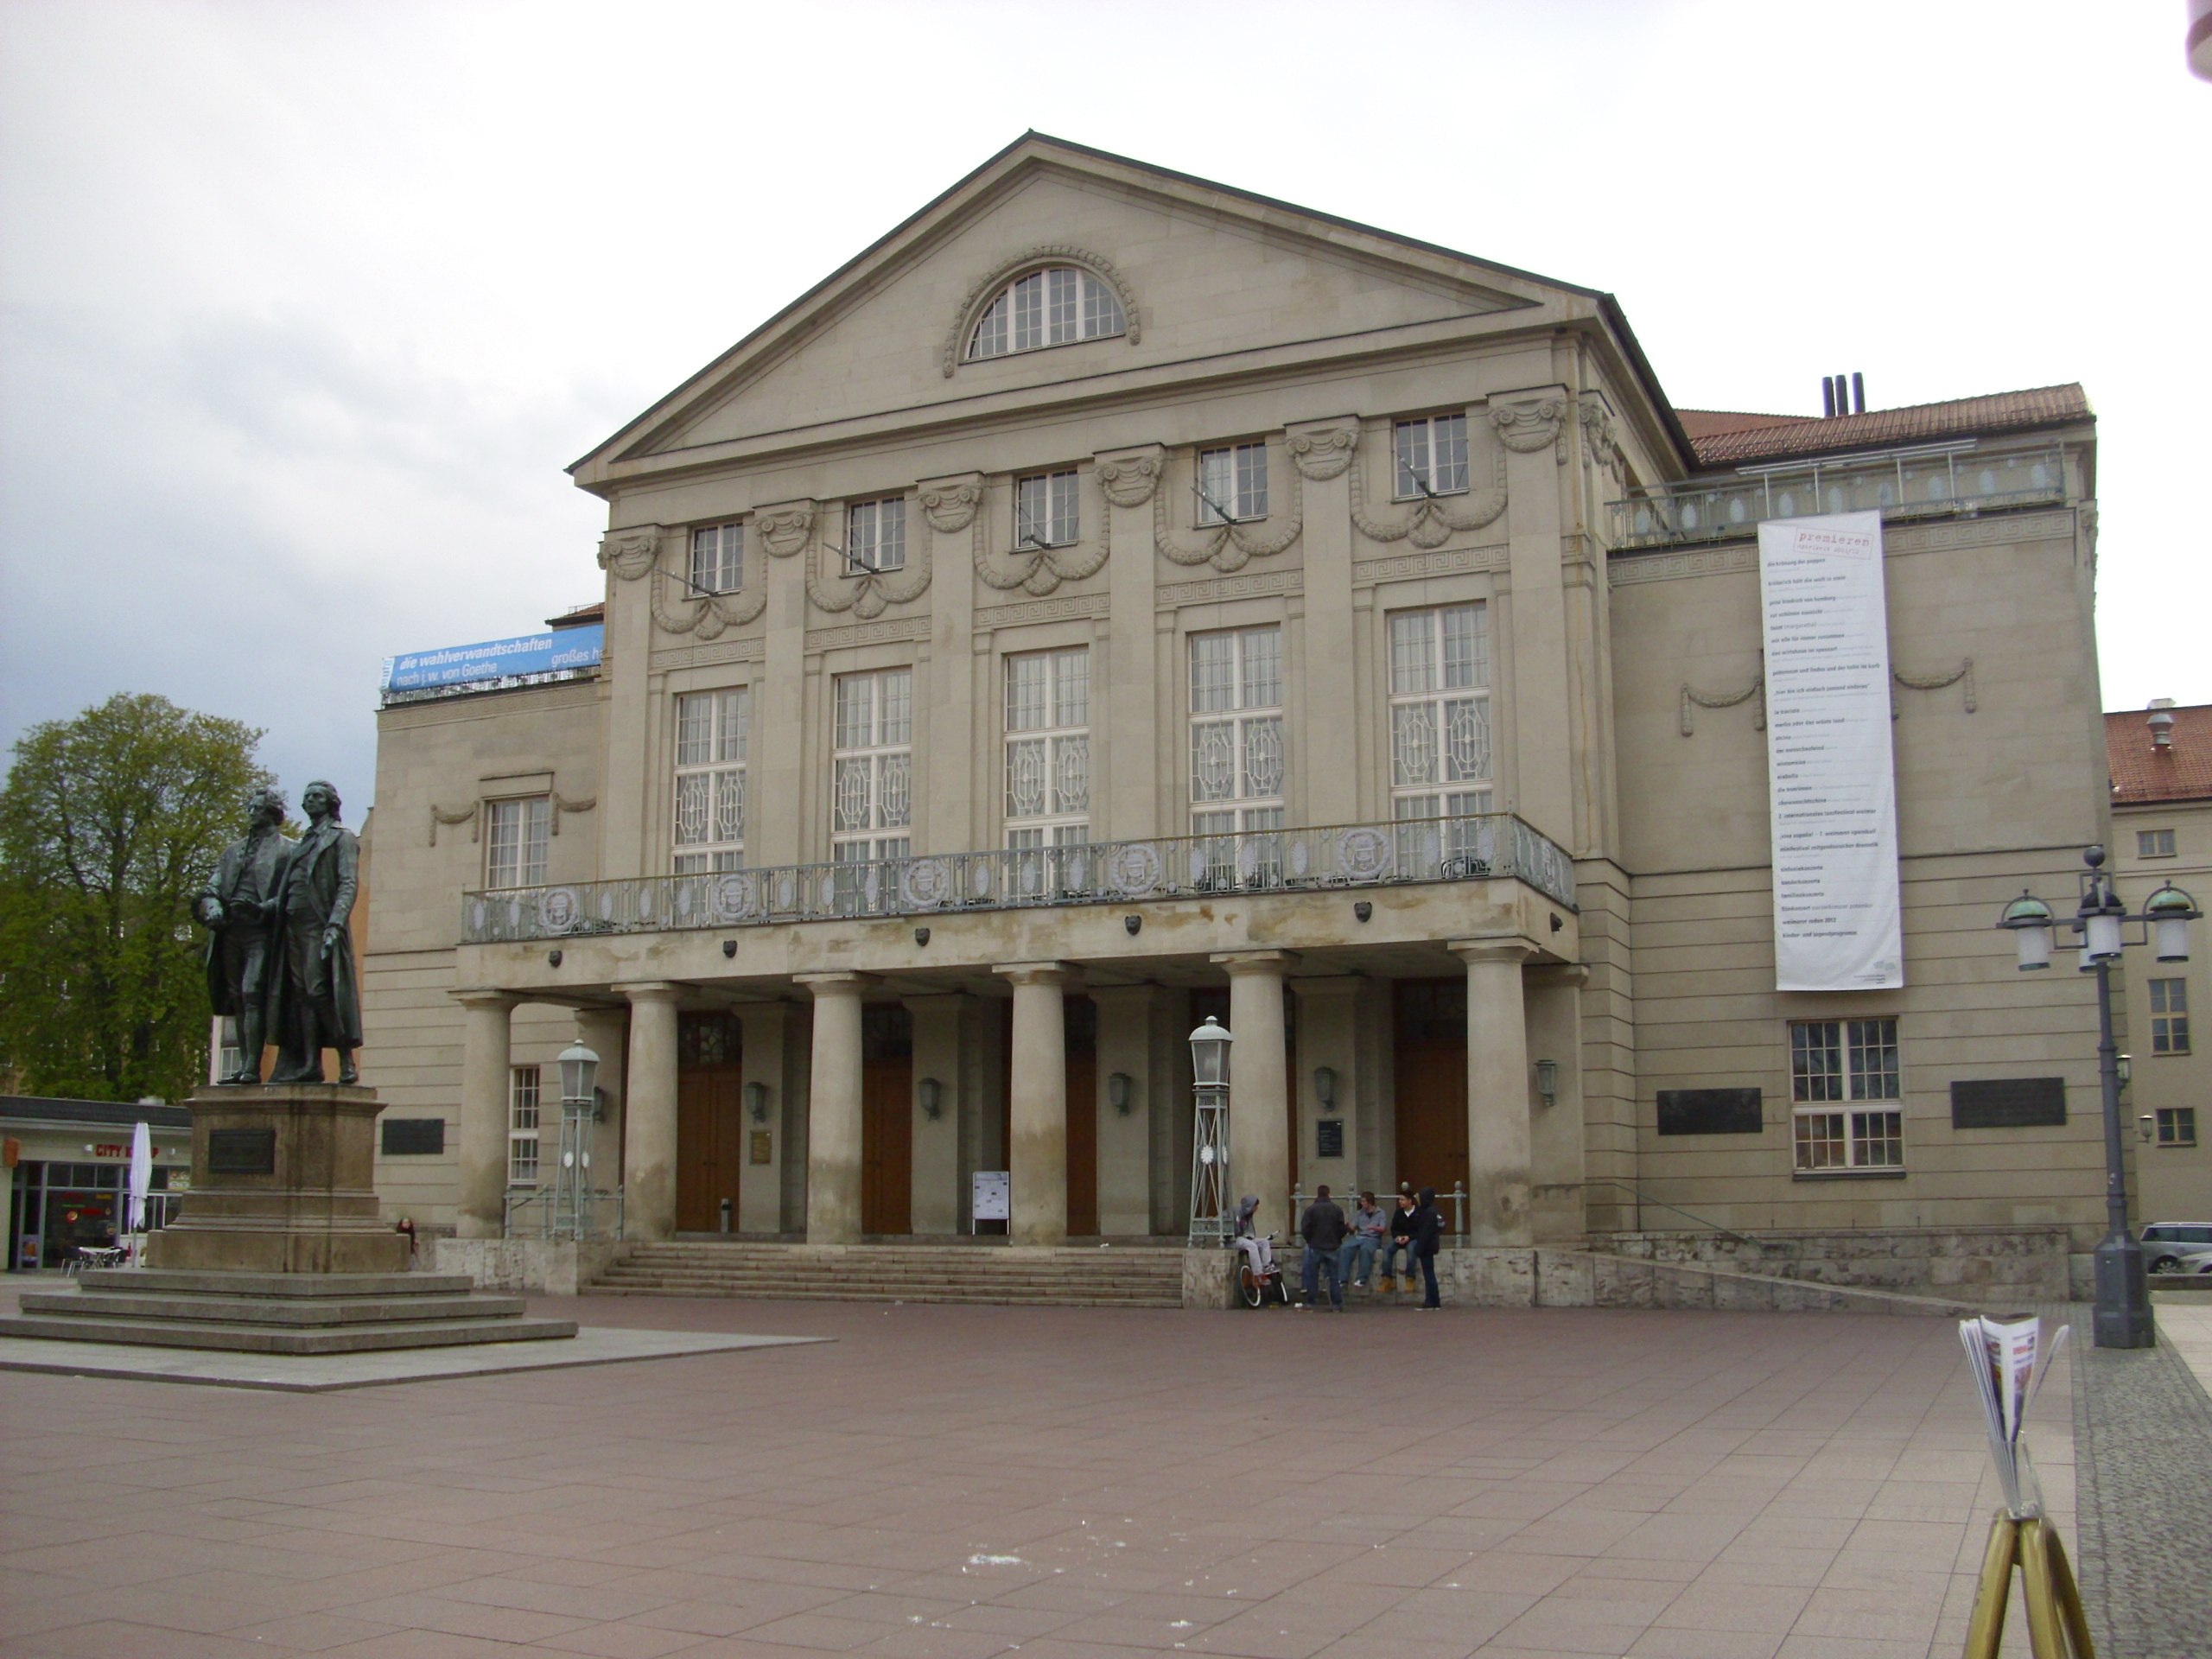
[
  {"left": 554, "top": 1038, "right": 599, "bottom": 1241},
  {"left": 1186, "top": 1016, "right": 1233, "bottom": 1247},
  {"left": 1997, "top": 849, "right": 2199, "bottom": 1348}
]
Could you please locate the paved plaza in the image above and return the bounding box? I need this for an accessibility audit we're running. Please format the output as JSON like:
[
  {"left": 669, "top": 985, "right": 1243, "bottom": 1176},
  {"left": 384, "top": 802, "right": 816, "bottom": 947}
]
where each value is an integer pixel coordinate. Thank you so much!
[{"left": 0, "top": 1288, "right": 2199, "bottom": 1659}]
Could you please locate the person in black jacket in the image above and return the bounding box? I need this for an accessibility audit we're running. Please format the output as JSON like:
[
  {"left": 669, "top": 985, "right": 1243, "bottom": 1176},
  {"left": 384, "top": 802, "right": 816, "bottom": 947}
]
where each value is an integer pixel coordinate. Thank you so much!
[
  {"left": 1296, "top": 1185, "right": 1349, "bottom": 1311},
  {"left": 1409, "top": 1186, "right": 1444, "bottom": 1309}
]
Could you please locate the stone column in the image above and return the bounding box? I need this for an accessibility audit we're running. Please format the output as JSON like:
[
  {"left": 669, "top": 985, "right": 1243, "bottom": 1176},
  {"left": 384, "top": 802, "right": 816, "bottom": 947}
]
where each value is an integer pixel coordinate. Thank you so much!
[
  {"left": 1215, "top": 950, "right": 1295, "bottom": 1242},
  {"left": 1525, "top": 964, "right": 1588, "bottom": 1243},
  {"left": 1455, "top": 942, "right": 1535, "bottom": 1245},
  {"left": 451, "top": 989, "right": 519, "bottom": 1239},
  {"left": 1286, "top": 420, "right": 1361, "bottom": 824},
  {"left": 617, "top": 982, "right": 683, "bottom": 1241},
  {"left": 995, "top": 963, "right": 1074, "bottom": 1247},
  {"left": 797, "top": 971, "right": 870, "bottom": 1243}
]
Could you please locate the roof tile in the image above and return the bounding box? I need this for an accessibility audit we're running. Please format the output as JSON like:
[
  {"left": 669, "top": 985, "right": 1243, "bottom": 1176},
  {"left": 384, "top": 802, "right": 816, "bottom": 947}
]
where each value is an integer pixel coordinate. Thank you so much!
[
  {"left": 1689, "top": 385, "right": 2091, "bottom": 467},
  {"left": 2107, "top": 705, "right": 2212, "bottom": 804}
]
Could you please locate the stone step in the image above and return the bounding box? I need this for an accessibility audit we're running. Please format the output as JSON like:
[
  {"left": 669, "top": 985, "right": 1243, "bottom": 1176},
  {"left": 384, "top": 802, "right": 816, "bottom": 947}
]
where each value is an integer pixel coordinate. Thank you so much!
[
  {"left": 80, "top": 1268, "right": 476, "bottom": 1297},
  {"left": 17, "top": 1288, "right": 529, "bottom": 1326},
  {"left": 592, "top": 1285, "right": 1178, "bottom": 1306},
  {"left": 0, "top": 1313, "right": 579, "bottom": 1356}
]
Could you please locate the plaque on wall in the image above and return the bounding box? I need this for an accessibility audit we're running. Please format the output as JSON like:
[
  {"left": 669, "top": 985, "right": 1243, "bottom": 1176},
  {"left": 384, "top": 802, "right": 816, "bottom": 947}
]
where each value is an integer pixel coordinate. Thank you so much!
[
  {"left": 1951, "top": 1078, "right": 2066, "bottom": 1129},
  {"left": 749, "top": 1130, "right": 772, "bottom": 1166},
  {"left": 1316, "top": 1120, "right": 1344, "bottom": 1159},
  {"left": 207, "top": 1127, "right": 277, "bottom": 1174},
  {"left": 379, "top": 1117, "right": 446, "bottom": 1156},
  {"left": 1657, "top": 1088, "right": 1764, "bottom": 1135}
]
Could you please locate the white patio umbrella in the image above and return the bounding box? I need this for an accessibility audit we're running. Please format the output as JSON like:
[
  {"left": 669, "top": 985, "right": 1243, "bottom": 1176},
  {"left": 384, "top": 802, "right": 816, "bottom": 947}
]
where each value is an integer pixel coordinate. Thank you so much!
[{"left": 125, "top": 1120, "right": 153, "bottom": 1238}]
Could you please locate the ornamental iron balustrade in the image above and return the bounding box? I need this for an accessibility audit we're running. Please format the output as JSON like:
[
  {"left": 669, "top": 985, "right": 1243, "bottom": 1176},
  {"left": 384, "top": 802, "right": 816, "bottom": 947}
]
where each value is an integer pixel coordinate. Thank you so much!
[
  {"left": 1609, "top": 441, "right": 2068, "bottom": 550},
  {"left": 462, "top": 812, "right": 1575, "bottom": 944}
]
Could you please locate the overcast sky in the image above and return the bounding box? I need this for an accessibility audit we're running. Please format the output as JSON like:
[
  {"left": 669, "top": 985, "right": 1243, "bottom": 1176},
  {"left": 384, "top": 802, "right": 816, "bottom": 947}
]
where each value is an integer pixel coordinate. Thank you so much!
[{"left": 3, "top": 0, "right": 2205, "bottom": 812}]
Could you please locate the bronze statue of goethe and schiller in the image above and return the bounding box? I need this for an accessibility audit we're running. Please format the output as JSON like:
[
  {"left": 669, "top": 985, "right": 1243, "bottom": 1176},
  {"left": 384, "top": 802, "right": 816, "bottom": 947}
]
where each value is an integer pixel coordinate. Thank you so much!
[{"left": 194, "top": 779, "right": 363, "bottom": 1086}]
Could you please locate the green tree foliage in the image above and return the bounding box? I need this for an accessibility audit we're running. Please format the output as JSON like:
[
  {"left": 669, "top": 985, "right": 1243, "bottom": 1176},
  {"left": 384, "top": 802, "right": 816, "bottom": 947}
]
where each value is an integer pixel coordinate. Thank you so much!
[{"left": 0, "top": 694, "right": 272, "bottom": 1103}]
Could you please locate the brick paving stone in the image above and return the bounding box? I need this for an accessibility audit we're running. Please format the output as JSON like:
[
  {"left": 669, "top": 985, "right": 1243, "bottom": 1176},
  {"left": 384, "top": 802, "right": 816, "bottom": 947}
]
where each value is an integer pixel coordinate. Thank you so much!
[{"left": 0, "top": 1284, "right": 2196, "bottom": 1656}]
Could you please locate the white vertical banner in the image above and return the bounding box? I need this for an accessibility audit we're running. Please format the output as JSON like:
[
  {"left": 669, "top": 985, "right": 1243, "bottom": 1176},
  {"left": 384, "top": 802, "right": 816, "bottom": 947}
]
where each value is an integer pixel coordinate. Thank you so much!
[{"left": 1758, "top": 511, "right": 1904, "bottom": 990}]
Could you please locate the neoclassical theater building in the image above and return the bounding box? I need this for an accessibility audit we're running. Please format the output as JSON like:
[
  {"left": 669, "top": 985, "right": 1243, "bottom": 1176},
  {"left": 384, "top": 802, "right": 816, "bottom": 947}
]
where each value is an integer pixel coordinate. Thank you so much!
[{"left": 364, "top": 135, "right": 2113, "bottom": 1283}]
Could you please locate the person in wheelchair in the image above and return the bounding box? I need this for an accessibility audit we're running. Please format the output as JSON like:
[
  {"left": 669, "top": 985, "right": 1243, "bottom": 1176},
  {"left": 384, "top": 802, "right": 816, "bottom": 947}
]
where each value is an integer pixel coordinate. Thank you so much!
[{"left": 1230, "top": 1194, "right": 1276, "bottom": 1280}]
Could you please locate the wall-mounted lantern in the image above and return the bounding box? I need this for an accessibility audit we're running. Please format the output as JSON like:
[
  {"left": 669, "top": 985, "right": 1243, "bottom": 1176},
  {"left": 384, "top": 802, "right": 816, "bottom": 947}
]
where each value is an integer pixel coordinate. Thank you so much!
[
  {"left": 1313, "top": 1065, "right": 1337, "bottom": 1115},
  {"left": 1534, "top": 1058, "right": 1559, "bottom": 1109},
  {"left": 745, "top": 1080, "right": 770, "bottom": 1124},
  {"left": 1108, "top": 1072, "right": 1134, "bottom": 1116},
  {"left": 918, "top": 1077, "right": 944, "bottom": 1121}
]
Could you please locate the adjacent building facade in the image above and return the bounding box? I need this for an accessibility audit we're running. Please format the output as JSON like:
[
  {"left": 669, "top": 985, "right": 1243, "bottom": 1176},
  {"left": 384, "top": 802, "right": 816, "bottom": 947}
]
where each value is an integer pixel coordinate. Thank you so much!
[
  {"left": 2108, "top": 700, "right": 2212, "bottom": 1230},
  {"left": 361, "top": 136, "right": 2120, "bottom": 1281}
]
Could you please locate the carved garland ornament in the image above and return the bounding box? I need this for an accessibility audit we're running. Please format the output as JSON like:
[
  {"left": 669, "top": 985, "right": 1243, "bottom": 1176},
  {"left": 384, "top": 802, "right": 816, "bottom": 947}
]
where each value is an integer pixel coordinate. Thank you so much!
[
  {"left": 1578, "top": 399, "right": 1620, "bottom": 481},
  {"left": 1347, "top": 443, "right": 1508, "bottom": 549},
  {"left": 940, "top": 245, "right": 1143, "bottom": 378},
  {"left": 801, "top": 498, "right": 932, "bottom": 619},
  {"left": 963, "top": 478, "right": 1109, "bottom": 597},
  {"left": 1892, "top": 659, "right": 1975, "bottom": 717},
  {"left": 1491, "top": 397, "right": 1569, "bottom": 463},
  {"left": 1149, "top": 463, "right": 1302, "bottom": 573},
  {"left": 429, "top": 803, "right": 478, "bottom": 847},
  {"left": 1679, "top": 677, "right": 1764, "bottom": 736}
]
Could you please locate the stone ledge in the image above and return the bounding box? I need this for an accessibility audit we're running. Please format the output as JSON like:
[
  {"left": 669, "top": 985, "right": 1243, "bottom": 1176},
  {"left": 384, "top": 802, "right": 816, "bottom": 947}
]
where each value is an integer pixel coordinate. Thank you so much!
[{"left": 1441, "top": 1248, "right": 1989, "bottom": 1317}]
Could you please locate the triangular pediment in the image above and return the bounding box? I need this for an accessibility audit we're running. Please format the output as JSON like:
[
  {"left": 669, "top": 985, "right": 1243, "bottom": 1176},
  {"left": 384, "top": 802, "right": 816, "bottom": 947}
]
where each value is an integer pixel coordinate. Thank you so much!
[{"left": 574, "top": 135, "right": 1599, "bottom": 484}]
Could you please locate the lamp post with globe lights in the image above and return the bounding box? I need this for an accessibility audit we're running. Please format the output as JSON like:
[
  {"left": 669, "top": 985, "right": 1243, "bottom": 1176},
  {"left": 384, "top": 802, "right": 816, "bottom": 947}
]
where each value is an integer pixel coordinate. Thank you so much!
[
  {"left": 1185, "top": 1016, "right": 1233, "bottom": 1247},
  {"left": 1998, "top": 847, "right": 2200, "bottom": 1348},
  {"left": 553, "top": 1038, "right": 600, "bottom": 1241}
]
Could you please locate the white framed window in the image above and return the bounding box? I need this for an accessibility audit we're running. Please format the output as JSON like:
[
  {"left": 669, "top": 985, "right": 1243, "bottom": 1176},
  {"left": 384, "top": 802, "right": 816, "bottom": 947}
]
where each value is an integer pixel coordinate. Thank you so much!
[
  {"left": 2149, "top": 978, "right": 2190, "bottom": 1055},
  {"left": 846, "top": 498, "right": 906, "bottom": 575},
  {"left": 2139, "top": 829, "right": 2177, "bottom": 858},
  {"left": 1790, "top": 1019, "right": 1904, "bottom": 1171},
  {"left": 832, "top": 669, "right": 913, "bottom": 869},
  {"left": 508, "top": 1065, "right": 541, "bottom": 1185},
  {"left": 1190, "top": 627, "right": 1285, "bottom": 856},
  {"left": 967, "top": 266, "right": 1126, "bottom": 360},
  {"left": 1197, "top": 443, "right": 1268, "bottom": 524},
  {"left": 1016, "top": 471, "right": 1080, "bottom": 549},
  {"left": 486, "top": 797, "right": 550, "bottom": 889},
  {"left": 689, "top": 522, "right": 744, "bottom": 594},
  {"left": 1389, "top": 606, "right": 1492, "bottom": 864},
  {"left": 1394, "top": 413, "right": 1471, "bottom": 499},
  {"left": 1005, "top": 649, "right": 1090, "bottom": 849},
  {"left": 673, "top": 688, "right": 748, "bottom": 873}
]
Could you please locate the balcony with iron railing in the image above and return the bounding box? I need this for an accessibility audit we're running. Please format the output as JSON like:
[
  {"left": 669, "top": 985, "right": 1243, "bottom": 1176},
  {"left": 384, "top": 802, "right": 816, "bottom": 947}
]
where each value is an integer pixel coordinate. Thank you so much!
[
  {"left": 461, "top": 812, "right": 1577, "bottom": 945},
  {"left": 1608, "top": 439, "right": 2069, "bottom": 551}
]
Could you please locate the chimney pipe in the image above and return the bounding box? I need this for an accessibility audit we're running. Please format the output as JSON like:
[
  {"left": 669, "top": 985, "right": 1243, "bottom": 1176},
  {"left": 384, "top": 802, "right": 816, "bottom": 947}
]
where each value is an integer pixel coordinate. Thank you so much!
[
  {"left": 2149, "top": 698, "right": 2177, "bottom": 750},
  {"left": 1821, "top": 377, "right": 1836, "bottom": 417},
  {"left": 1852, "top": 372, "right": 1866, "bottom": 414}
]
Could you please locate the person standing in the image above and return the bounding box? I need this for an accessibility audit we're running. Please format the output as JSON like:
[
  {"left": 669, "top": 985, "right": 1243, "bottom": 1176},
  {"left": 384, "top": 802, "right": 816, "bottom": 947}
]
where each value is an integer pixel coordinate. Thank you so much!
[
  {"left": 1410, "top": 1185, "right": 1444, "bottom": 1310},
  {"left": 1297, "top": 1184, "right": 1349, "bottom": 1311},
  {"left": 1378, "top": 1191, "right": 1418, "bottom": 1293},
  {"left": 1337, "top": 1192, "right": 1386, "bottom": 1289}
]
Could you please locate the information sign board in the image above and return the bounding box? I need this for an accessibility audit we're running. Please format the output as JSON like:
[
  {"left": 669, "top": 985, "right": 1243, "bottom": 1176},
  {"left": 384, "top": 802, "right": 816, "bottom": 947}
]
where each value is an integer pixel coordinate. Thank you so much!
[
  {"left": 381, "top": 625, "right": 603, "bottom": 693},
  {"left": 970, "top": 1170, "right": 1010, "bottom": 1225}
]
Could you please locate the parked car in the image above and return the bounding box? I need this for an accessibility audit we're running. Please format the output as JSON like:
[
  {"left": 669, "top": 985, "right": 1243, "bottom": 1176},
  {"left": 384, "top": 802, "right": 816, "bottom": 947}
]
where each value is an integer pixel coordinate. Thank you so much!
[
  {"left": 2141, "top": 1223, "right": 2212, "bottom": 1273},
  {"left": 2174, "top": 1250, "right": 2212, "bottom": 1276}
]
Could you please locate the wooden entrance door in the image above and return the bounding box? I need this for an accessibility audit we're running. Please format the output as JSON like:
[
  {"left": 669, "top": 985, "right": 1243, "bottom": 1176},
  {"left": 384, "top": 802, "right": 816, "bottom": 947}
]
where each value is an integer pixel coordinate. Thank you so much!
[
  {"left": 861, "top": 1006, "right": 912, "bottom": 1236},
  {"left": 677, "top": 1012, "right": 743, "bottom": 1233},
  {"left": 1065, "top": 996, "right": 1097, "bottom": 1236},
  {"left": 1393, "top": 979, "right": 1468, "bottom": 1198}
]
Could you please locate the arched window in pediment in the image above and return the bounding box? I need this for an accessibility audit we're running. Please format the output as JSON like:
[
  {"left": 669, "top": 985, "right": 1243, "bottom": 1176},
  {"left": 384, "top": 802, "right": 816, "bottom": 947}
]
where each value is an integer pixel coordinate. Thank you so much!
[{"left": 967, "top": 265, "right": 1127, "bottom": 361}]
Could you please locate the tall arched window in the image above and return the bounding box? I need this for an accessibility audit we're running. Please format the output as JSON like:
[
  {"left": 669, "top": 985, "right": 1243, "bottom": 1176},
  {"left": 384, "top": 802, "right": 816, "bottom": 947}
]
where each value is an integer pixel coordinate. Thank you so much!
[{"left": 968, "top": 266, "right": 1125, "bottom": 360}]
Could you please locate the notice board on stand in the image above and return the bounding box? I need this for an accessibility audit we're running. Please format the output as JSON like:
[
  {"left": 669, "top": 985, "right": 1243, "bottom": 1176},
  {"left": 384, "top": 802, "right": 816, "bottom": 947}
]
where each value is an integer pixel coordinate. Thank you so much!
[{"left": 970, "top": 1170, "right": 1010, "bottom": 1233}]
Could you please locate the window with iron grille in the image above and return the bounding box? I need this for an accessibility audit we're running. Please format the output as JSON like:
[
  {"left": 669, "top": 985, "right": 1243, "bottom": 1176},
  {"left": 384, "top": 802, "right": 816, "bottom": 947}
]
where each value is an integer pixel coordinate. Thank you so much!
[
  {"left": 689, "top": 522, "right": 743, "bottom": 594},
  {"left": 1394, "top": 414, "right": 1471, "bottom": 499},
  {"left": 1197, "top": 443, "right": 1268, "bottom": 524},
  {"left": 832, "top": 670, "right": 912, "bottom": 868},
  {"left": 2149, "top": 978, "right": 2190, "bottom": 1054},
  {"left": 2138, "top": 829, "right": 2177, "bottom": 858},
  {"left": 509, "top": 1066, "right": 541, "bottom": 1185},
  {"left": 967, "top": 266, "right": 1126, "bottom": 360},
  {"left": 673, "top": 688, "right": 747, "bottom": 873},
  {"left": 1005, "top": 649, "right": 1089, "bottom": 849},
  {"left": 2157, "top": 1107, "right": 2197, "bottom": 1147},
  {"left": 1789, "top": 1019, "right": 1904, "bottom": 1170},
  {"left": 1015, "top": 470, "right": 1080, "bottom": 549},
  {"left": 845, "top": 498, "right": 906, "bottom": 575},
  {"left": 486, "top": 798, "right": 550, "bottom": 889},
  {"left": 1190, "top": 628, "right": 1284, "bottom": 885},
  {"left": 1388, "top": 605, "right": 1491, "bottom": 867}
]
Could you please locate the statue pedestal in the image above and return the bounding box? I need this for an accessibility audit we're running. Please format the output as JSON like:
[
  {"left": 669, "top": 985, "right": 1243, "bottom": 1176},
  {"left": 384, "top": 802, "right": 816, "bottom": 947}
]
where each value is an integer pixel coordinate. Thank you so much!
[{"left": 148, "top": 1084, "right": 410, "bottom": 1274}]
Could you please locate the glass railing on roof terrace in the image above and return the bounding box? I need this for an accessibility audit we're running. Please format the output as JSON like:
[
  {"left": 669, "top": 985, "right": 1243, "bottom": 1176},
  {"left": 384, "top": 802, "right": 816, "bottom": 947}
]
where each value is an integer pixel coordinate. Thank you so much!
[
  {"left": 461, "top": 813, "right": 1576, "bottom": 944},
  {"left": 1609, "top": 441, "right": 2068, "bottom": 550}
]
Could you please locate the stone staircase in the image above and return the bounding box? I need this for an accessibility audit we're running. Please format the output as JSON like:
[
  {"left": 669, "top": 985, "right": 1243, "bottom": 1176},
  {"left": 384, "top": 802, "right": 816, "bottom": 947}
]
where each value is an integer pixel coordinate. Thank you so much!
[
  {"left": 0, "top": 1269, "right": 578, "bottom": 1355},
  {"left": 589, "top": 1242, "right": 1186, "bottom": 1308}
]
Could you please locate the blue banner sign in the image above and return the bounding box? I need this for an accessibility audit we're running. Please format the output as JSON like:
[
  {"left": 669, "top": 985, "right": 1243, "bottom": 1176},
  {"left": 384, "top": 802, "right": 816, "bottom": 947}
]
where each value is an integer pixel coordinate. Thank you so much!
[{"left": 381, "top": 625, "right": 603, "bottom": 692}]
